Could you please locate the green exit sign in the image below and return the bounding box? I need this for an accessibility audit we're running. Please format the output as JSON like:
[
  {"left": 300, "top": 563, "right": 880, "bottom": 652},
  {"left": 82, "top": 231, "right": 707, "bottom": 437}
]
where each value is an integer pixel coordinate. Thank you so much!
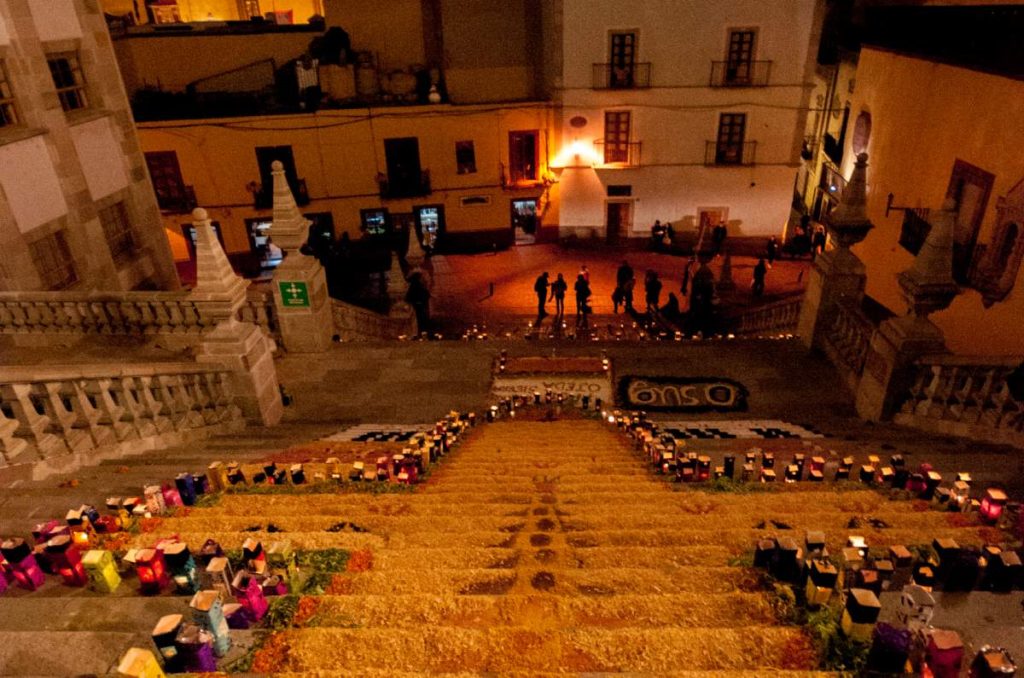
[{"left": 279, "top": 281, "right": 310, "bottom": 308}]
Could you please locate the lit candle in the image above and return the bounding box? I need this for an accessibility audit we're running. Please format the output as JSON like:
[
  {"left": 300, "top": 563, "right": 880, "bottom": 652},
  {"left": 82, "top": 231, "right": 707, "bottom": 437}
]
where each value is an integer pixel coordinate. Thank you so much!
[
  {"left": 841, "top": 588, "right": 881, "bottom": 642},
  {"left": 163, "top": 542, "right": 200, "bottom": 594},
  {"left": 202, "top": 556, "right": 232, "bottom": 596},
  {"left": 82, "top": 549, "right": 121, "bottom": 593},
  {"left": 980, "top": 488, "right": 1008, "bottom": 524},
  {"left": 116, "top": 647, "right": 168, "bottom": 678},
  {"left": 289, "top": 464, "right": 305, "bottom": 485},
  {"left": 45, "top": 535, "right": 88, "bottom": 587},
  {"left": 160, "top": 484, "right": 184, "bottom": 508},
  {"left": 65, "top": 508, "right": 97, "bottom": 549},
  {"left": 174, "top": 474, "right": 197, "bottom": 506},
  {"left": 242, "top": 538, "right": 266, "bottom": 575},
  {"left": 0, "top": 538, "right": 45, "bottom": 590},
  {"left": 173, "top": 623, "right": 217, "bottom": 672},
  {"left": 266, "top": 540, "right": 297, "bottom": 589},
  {"left": 143, "top": 485, "right": 166, "bottom": 515},
  {"left": 231, "top": 571, "right": 268, "bottom": 621},
  {"left": 206, "top": 462, "right": 227, "bottom": 491},
  {"left": 150, "top": 613, "right": 183, "bottom": 673},
  {"left": 135, "top": 548, "right": 170, "bottom": 595},
  {"left": 189, "top": 590, "right": 231, "bottom": 656}
]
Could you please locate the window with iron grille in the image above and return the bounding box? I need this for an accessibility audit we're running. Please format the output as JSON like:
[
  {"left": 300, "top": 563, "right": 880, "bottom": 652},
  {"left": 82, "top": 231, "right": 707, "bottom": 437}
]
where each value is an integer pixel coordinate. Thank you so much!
[
  {"left": 98, "top": 202, "right": 136, "bottom": 263},
  {"left": 29, "top": 230, "right": 78, "bottom": 290},
  {"left": 725, "top": 30, "right": 756, "bottom": 83},
  {"left": 47, "top": 53, "right": 88, "bottom": 112},
  {"left": 0, "top": 61, "right": 18, "bottom": 127},
  {"left": 603, "top": 111, "right": 631, "bottom": 163},
  {"left": 715, "top": 113, "right": 746, "bottom": 164},
  {"left": 609, "top": 32, "right": 637, "bottom": 88}
]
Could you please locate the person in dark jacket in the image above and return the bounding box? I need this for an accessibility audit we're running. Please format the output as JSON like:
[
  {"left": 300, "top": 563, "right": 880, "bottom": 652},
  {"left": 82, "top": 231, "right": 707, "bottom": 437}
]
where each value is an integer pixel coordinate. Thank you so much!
[
  {"left": 644, "top": 270, "right": 662, "bottom": 314},
  {"left": 752, "top": 258, "right": 767, "bottom": 298},
  {"left": 534, "top": 272, "right": 549, "bottom": 318},
  {"left": 406, "top": 272, "right": 431, "bottom": 333},
  {"left": 548, "top": 273, "right": 568, "bottom": 319},
  {"left": 574, "top": 274, "right": 592, "bottom": 328}
]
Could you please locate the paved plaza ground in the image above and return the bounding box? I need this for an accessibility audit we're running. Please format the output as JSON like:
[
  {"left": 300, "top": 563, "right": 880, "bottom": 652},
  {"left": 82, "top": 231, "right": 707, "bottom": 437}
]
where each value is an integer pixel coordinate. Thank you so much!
[{"left": 427, "top": 243, "right": 809, "bottom": 334}]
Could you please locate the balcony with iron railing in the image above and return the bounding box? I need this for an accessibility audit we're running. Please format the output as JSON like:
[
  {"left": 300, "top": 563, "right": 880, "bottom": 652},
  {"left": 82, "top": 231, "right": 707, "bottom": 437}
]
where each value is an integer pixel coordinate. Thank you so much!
[
  {"left": 592, "top": 62, "right": 652, "bottom": 89},
  {"left": 254, "top": 179, "right": 309, "bottom": 210},
  {"left": 705, "top": 140, "right": 757, "bottom": 166},
  {"left": 377, "top": 170, "right": 431, "bottom": 200},
  {"left": 593, "top": 140, "right": 642, "bottom": 167},
  {"left": 709, "top": 60, "right": 772, "bottom": 87}
]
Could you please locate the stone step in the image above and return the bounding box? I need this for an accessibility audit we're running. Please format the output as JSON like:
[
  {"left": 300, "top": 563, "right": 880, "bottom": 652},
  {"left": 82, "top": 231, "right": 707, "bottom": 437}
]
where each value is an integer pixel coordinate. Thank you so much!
[
  {"left": 0, "top": 631, "right": 137, "bottom": 676},
  {"left": 310, "top": 592, "right": 776, "bottom": 628},
  {"left": 271, "top": 626, "right": 810, "bottom": 673}
]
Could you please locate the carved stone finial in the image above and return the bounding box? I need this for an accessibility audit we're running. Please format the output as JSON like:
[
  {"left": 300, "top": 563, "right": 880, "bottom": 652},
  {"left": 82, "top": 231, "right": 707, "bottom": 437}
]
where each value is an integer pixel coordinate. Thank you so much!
[
  {"left": 826, "top": 153, "right": 874, "bottom": 249},
  {"left": 191, "top": 206, "right": 247, "bottom": 319},
  {"left": 897, "top": 197, "right": 959, "bottom": 318},
  {"left": 269, "top": 163, "right": 310, "bottom": 254}
]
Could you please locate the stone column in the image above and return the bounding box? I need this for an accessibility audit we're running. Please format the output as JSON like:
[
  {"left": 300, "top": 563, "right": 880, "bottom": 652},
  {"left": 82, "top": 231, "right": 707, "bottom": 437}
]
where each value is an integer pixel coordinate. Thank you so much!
[
  {"left": 267, "top": 161, "right": 335, "bottom": 353},
  {"left": 797, "top": 153, "right": 874, "bottom": 350},
  {"left": 387, "top": 248, "right": 417, "bottom": 333},
  {"left": 855, "top": 199, "right": 960, "bottom": 421},
  {"left": 190, "top": 209, "right": 283, "bottom": 426}
]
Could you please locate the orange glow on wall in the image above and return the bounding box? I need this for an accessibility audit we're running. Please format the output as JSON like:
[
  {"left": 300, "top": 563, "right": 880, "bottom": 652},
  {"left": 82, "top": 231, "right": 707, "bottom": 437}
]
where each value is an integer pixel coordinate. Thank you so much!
[{"left": 552, "top": 139, "right": 601, "bottom": 169}]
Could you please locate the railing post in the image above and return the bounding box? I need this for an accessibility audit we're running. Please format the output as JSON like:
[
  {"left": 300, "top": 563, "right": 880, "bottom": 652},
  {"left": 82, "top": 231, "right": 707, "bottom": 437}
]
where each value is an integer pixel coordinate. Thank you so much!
[
  {"left": 855, "top": 199, "right": 960, "bottom": 420},
  {"left": 266, "top": 161, "right": 336, "bottom": 353},
  {"left": 798, "top": 153, "right": 872, "bottom": 352},
  {"left": 0, "top": 383, "right": 68, "bottom": 459},
  {"left": 190, "top": 208, "right": 283, "bottom": 426}
]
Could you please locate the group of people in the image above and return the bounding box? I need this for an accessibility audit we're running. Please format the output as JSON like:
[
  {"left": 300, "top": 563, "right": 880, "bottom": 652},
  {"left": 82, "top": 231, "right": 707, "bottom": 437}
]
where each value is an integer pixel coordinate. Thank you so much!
[{"left": 534, "top": 265, "right": 593, "bottom": 328}]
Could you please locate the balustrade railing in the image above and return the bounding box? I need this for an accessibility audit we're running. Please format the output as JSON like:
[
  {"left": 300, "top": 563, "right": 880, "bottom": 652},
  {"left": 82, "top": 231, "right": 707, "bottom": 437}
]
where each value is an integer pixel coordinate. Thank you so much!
[
  {"left": 725, "top": 296, "right": 802, "bottom": 336},
  {"left": 895, "top": 356, "right": 1024, "bottom": 447},
  {"left": 0, "top": 292, "right": 210, "bottom": 336},
  {"left": 0, "top": 290, "right": 283, "bottom": 343},
  {"left": 0, "top": 363, "right": 242, "bottom": 468},
  {"left": 821, "top": 297, "right": 876, "bottom": 382},
  {"left": 240, "top": 289, "right": 281, "bottom": 343},
  {"left": 331, "top": 298, "right": 416, "bottom": 340}
]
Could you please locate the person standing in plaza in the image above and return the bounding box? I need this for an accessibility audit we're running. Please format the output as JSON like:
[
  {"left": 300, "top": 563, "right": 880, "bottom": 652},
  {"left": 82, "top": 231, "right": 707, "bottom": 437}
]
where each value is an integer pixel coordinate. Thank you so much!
[
  {"left": 712, "top": 221, "right": 728, "bottom": 257},
  {"left": 812, "top": 225, "right": 827, "bottom": 257},
  {"left": 644, "top": 270, "right": 662, "bottom": 314},
  {"left": 579, "top": 264, "right": 590, "bottom": 284},
  {"left": 615, "top": 260, "right": 634, "bottom": 313},
  {"left": 574, "top": 274, "right": 592, "bottom": 328},
  {"left": 752, "top": 257, "right": 767, "bottom": 298},
  {"left": 681, "top": 257, "right": 695, "bottom": 296},
  {"left": 549, "top": 273, "right": 568, "bottom": 319},
  {"left": 766, "top": 236, "right": 779, "bottom": 266},
  {"left": 534, "top": 271, "right": 549, "bottom": 319}
]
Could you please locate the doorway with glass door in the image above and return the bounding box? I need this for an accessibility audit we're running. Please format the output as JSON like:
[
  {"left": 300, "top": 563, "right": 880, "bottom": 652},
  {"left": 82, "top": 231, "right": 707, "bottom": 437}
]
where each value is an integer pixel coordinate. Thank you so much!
[
  {"left": 606, "top": 201, "right": 632, "bottom": 243},
  {"left": 511, "top": 199, "right": 539, "bottom": 245}
]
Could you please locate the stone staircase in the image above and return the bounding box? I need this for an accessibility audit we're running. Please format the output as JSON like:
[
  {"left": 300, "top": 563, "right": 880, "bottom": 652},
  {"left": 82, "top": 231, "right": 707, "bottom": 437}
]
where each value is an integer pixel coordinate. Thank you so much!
[{"left": 201, "top": 420, "right": 837, "bottom": 674}]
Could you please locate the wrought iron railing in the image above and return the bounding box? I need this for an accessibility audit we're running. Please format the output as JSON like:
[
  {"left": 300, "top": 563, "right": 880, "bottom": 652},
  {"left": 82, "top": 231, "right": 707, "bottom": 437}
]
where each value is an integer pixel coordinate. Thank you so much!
[
  {"left": 709, "top": 60, "right": 772, "bottom": 87},
  {"left": 592, "top": 62, "right": 652, "bottom": 89},
  {"left": 705, "top": 140, "right": 757, "bottom": 166},
  {"left": 378, "top": 170, "right": 431, "bottom": 200},
  {"left": 593, "top": 140, "right": 642, "bottom": 166}
]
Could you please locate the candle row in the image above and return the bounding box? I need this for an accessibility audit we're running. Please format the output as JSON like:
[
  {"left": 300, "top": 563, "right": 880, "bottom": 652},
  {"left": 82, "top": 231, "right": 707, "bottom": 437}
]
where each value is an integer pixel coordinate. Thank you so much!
[
  {"left": 755, "top": 532, "right": 1018, "bottom": 677},
  {"left": 609, "top": 409, "right": 1014, "bottom": 527}
]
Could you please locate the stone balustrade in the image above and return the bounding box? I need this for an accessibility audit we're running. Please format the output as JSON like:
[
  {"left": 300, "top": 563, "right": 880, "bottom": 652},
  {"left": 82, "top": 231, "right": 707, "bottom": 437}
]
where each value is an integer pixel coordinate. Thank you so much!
[
  {"left": 725, "top": 296, "right": 802, "bottom": 337},
  {"left": 0, "top": 291, "right": 210, "bottom": 338},
  {"left": 239, "top": 288, "right": 282, "bottom": 344},
  {"left": 820, "top": 297, "right": 876, "bottom": 389},
  {"left": 894, "top": 355, "right": 1024, "bottom": 448},
  {"left": 331, "top": 298, "right": 417, "bottom": 341},
  {"left": 0, "top": 362, "right": 243, "bottom": 480}
]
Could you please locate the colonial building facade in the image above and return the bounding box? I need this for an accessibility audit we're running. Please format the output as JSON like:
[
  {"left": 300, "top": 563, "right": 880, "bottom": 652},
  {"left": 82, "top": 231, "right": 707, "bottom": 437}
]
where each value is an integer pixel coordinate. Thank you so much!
[
  {"left": 0, "top": 0, "right": 178, "bottom": 292},
  {"left": 554, "top": 0, "right": 823, "bottom": 243}
]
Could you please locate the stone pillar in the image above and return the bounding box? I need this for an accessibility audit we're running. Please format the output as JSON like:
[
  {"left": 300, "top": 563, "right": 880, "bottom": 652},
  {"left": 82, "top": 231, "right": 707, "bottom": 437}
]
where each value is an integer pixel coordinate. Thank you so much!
[
  {"left": 190, "top": 209, "right": 282, "bottom": 426},
  {"left": 266, "top": 161, "right": 335, "bottom": 353},
  {"left": 855, "top": 199, "right": 960, "bottom": 421},
  {"left": 797, "top": 153, "right": 874, "bottom": 350}
]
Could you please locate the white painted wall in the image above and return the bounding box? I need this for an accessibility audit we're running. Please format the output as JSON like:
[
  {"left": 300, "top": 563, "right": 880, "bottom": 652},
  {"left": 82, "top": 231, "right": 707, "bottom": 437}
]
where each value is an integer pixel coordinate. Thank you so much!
[
  {"left": 557, "top": 0, "right": 819, "bottom": 239},
  {"left": 70, "top": 116, "right": 130, "bottom": 201},
  {"left": 0, "top": 136, "right": 68, "bottom": 233},
  {"left": 27, "top": 0, "right": 82, "bottom": 43}
]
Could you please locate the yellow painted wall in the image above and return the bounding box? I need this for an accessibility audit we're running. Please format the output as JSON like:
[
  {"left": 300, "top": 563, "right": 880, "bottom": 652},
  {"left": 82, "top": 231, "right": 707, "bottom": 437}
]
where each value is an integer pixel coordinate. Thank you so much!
[
  {"left": 138, "top": 103, "right": 558, "bottom": 259},
  {"left": 846, "top": 48, "right": 1024, "bottom": 356},
  {"left": 323, "top": 0, "right": 425, "bottom": 70},
  {"left": 101, "top": 0, "right": 323, "bottom": 22}
]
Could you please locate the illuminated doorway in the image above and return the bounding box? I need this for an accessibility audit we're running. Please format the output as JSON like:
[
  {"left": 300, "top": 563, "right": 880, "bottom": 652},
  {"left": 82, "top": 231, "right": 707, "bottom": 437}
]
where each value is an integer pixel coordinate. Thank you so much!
[
  {"left": 415, "top": 205, "right": 445, "bottom": 253},
  {"left": 511, "top": 199, "right": 538, "bottom": 245}
]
